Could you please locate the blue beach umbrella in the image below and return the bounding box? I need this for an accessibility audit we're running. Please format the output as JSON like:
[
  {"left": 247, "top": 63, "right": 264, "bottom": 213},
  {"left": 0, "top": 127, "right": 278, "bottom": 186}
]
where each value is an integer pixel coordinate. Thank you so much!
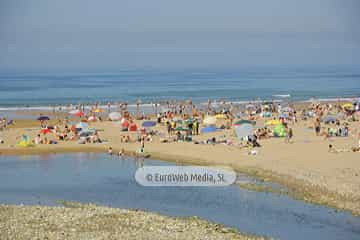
[
  {"left": 201, "top": 126, "right": 217, "bottom": 133},
  {"left": 322, "top": 115, "right": 337, "bottom": 124},
  {"left": 142, "top": 121, "right": 156, "bottom": 127},
  {"left": 37, "top": 116, "right": 50, "bottom": 121},
  {"left": 76, "top": 122, "right": 88, "bottom": 129}
]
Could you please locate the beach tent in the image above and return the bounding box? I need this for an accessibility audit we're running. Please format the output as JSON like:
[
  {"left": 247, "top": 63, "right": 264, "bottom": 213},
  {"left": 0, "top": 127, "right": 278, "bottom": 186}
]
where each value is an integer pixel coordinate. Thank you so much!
[
  {"left": 37, "top": 116, "right": 50, "bottom": 121},
  {"left": 109, "top": 112, "right": 121, "bottom": 121},
  {"left": 265, "top": 119, "right": 281, "bottom": 126},
  {"left": 233, "top": 119, "right": 256, "bottom": 126},
  {"left": 322, "top": 115, "right": 337, "bottom": 124},
  {"left": 234, "top": 123, "right": 253, "bottom": 139},
  {"left": 273, "top": 124, "right": 286, "bottom": 137},
  {"left": 142, "top": 121, "right": 156, "bottom": 127},
  {"left": 201, "top": 126, "right": 217, "bottom": 133},
  {"left": 203, "top": 116, "right": 217, "bottom": 125}
]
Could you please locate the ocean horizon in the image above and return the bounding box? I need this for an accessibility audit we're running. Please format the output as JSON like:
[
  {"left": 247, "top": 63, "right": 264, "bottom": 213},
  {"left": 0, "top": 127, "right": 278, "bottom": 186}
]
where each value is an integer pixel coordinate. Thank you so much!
[{"left": 1, "top": 66, "right": 359, "bottom": 108}]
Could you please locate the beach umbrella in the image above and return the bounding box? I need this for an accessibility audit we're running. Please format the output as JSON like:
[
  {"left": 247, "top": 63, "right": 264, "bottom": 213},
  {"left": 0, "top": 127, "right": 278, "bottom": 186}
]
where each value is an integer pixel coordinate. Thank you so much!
[
  {"left": 88, "top": 116, "right": 97, "bottom": 122},
  {"left": 261, "top": 112, "right": 272, "bottom": 118},
  {"left": 265, "top": 119, "right": 281, "bottom": 126},
  {"left": 40, "top": 128, "right": 52, "bottom": 134},
  {"left": 69, "top": 110, "right": 85, "bottom": 117},
  {"left": 160, "top": 107, "right": 170, "bottom": 113},
  {"left": 273, "top": 124, "right": 286, "bottom": 137},
  {"left": 76, "top": 122, "right": 88, "bottom": 129},
  {"left": 322, "top": 115, "right": 337, "bottom": 124},
  {"left": 121, "top": 120, "right": 129, "bottom": 128},
  {"left": 184, "top": 118, "right": 194, "bottom": 124},
  {"left": 109, "top": 112, "right": 121, "bottom": 121},
  {"left": 129, "top": 123, "right": 138, "bottom": 131},
  {"left": 93, "top": 108, "right": 104, "bottom": 113},
  {"left": 215, "top": 114, "right": 227, "bottom": 119},
  {"left": 235, "top": 123, "right": 253, "bottom": 139},
  {"left": 246, "top": 104, "right": 255, "bottom": 109},
  {"left": 175, "top": 126, "right": 189, "bottom": 131},
  {"left": 142, "top": 121, "right": 156, "bottom": 127},
  {"left": 233, "top": 119, "right": 256, "bottom": 126},
  {"left": 120, "top": 118, "right": 127, "bottom": 124},
  {"left": 203, "top": 116, "right": 217, "bottom": 125},
  {"left": 37, "top": 116, "right": 50, "bottom": 121},
  {"left": 279, "top": 113, "right": 289, "bottom": 119},
  {"left": 79, "top": 129, "right": 94, "bottom": 137},
  {"left": 235, "top": 112, "right": 244, "bottom": 118},
  {"left": 342, "top": 103, "right": 353, "bottom": 109},
  {"left": 68, "top": 110, "right": 79, "bottom": 115},
  {"left": 201, "top": 126, "right": 217, "bottom": 133},
  {"left": 281, "top": 107, "right": 293, "bottom": 112},
  {"left": 75, "top": 111, "right": 85, "bottom": 117}
]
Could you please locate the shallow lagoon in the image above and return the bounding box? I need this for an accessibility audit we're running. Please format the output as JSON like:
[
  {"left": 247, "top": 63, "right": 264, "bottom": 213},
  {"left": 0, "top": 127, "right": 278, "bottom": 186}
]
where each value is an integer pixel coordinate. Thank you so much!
[{"left": 0, "top": 153, "right": 359, "bottom": 240}]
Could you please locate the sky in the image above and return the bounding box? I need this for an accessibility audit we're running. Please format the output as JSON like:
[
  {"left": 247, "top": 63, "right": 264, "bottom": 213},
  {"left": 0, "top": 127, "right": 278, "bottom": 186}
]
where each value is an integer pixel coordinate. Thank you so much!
[{"left": 0, "top": 0, "right": 359, "bottom": 71}]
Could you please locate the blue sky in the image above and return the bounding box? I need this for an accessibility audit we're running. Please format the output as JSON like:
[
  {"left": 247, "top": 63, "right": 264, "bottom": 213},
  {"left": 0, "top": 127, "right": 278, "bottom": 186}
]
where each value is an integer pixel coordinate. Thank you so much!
[{"left": 0, "top": 0, "right": 359, "bottom": 71}]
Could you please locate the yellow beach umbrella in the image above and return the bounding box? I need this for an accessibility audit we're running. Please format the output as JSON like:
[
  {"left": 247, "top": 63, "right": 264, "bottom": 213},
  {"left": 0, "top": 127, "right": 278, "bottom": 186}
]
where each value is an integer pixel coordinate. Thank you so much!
[
  {"left": 93, "top": 108, "right": 104, "bottom": 113},
  {"left": 203, "top": 116, "right": 217, "bottom": 125},
  {"left": 265, "top": 119, "right": 281, "bottom": 126},
  {"left": 215, "top": 114, "right": 227, "bottom": 119},
  {"left": 342, "top": 103, "right": 353, "bottom": 109}
]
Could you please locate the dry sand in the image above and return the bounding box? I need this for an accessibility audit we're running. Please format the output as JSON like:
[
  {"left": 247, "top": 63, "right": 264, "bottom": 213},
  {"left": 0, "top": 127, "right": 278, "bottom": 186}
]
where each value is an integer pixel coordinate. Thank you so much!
[{"left": 0, "top": 114, "right": 359, "bottom": 215}]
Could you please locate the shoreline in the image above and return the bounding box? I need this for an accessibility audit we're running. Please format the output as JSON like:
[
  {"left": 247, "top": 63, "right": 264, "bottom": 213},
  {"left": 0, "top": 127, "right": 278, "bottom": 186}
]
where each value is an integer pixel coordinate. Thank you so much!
[
  {"left": 1, "top": 96, "right": 359, "bottom": 111},
  {"left": 1, "top": 145, "right": 360, "bottom": 216},
  {"left": 0, "top": 202, "right": 263, "bottom": 240}
]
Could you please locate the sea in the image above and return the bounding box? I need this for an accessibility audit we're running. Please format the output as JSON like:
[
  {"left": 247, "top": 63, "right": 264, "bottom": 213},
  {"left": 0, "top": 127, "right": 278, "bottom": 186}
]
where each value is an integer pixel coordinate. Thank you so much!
[{"left": 0, "top": 66, "right": 359, "bottom": 110}]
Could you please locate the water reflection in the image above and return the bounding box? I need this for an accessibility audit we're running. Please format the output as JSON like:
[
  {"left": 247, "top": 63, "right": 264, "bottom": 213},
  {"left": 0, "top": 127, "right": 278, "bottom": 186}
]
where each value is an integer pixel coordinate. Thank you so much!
[{"left": 0, "top": 153, "right": 359, "bottom": 240}]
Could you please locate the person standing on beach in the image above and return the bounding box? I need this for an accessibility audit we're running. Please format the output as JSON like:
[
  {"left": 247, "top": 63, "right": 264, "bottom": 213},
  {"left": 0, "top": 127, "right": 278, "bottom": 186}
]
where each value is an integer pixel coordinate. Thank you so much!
[
  {"left": 285, "top": 127, "right": 293, "bottom": 143},
  {"left": 314, "top": 117, "right": 321, "bottom": 136},
  {"left": 107, "top": 102, "right": 111, "bottom": 113}
]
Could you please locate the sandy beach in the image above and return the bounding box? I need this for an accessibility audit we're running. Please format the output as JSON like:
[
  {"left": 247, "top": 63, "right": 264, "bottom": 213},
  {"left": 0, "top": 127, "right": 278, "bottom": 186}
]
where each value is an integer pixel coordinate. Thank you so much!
[{"left": 1, "top": 101, "right": 359, "bottom": 217}]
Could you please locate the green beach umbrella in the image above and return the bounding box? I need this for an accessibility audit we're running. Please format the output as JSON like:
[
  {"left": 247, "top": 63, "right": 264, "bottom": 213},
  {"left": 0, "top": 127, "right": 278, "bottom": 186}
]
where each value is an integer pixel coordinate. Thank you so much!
[{"left": 233, "top": 119, "right": 256, "bottom": 126}]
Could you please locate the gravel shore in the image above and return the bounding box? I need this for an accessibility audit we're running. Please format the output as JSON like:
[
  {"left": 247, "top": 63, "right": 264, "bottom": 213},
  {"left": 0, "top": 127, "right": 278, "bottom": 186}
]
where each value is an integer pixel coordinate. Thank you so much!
[{"left": 0, "top": 203, "right": 264, "bottom": 240}]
